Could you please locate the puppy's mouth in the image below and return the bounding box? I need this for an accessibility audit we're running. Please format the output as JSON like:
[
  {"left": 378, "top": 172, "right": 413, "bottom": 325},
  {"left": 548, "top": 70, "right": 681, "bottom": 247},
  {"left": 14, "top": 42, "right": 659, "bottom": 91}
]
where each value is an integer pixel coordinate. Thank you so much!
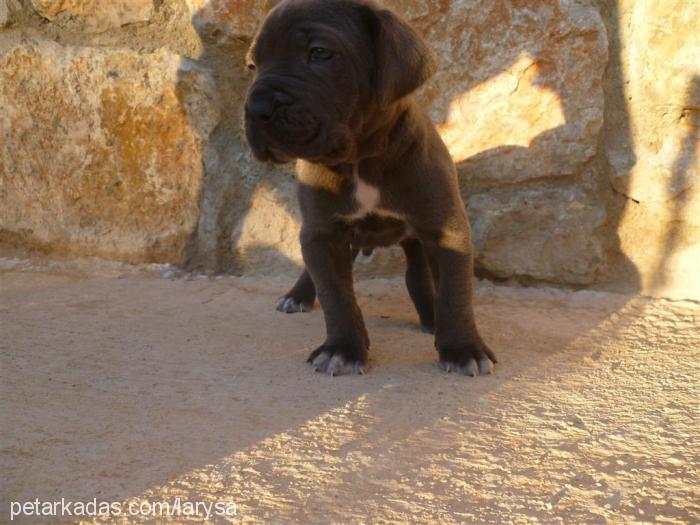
[{"left": 245, "top": 106, "right": 353, "bottom": 165}]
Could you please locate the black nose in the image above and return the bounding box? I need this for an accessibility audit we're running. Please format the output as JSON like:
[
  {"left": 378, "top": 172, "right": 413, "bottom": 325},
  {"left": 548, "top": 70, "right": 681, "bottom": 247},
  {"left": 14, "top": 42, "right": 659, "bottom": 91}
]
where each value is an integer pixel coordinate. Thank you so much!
[{"left": 246, "top": 88, "right": 292, "bottom": 122}]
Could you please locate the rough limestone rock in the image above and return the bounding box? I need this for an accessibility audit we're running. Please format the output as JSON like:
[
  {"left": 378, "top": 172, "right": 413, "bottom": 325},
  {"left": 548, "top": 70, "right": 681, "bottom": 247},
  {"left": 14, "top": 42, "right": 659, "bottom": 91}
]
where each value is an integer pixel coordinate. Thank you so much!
[
  {"left": 186, "top": 0, "right": 274, "bottom": 42},
  {"left": 1, "top": 0, "right": 20, "bottom": 27},
  {"left": 387, "top": 0, "right": 609, "bottom": 184},
  {"left": 468, "top": 189, "right": 607, "bottom": 284},
  {"left": 0, "top": 40, "right": 220, "bottom": 262},
  {"left": 385, "top": 0, "right": 608, "bottom": 283},
  {"left": 30, "top": 0, "right": 155, "bottom": 33},
  {"left": 0, "top": 1, "right": 9, "bottom": 27},
  {"left": 606, "top": 0, "right": 700, "bottom": 299}
]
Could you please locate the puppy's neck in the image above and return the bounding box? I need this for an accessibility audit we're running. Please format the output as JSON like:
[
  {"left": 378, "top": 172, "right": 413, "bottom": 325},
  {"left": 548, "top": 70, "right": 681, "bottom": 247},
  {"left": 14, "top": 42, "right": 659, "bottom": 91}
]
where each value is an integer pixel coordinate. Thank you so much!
[
  {"left": 356, "top": 99, "right": 413, "bottom": 159},
  {"left": 329, "top": 98, "right": 419, "bottom": 178}
]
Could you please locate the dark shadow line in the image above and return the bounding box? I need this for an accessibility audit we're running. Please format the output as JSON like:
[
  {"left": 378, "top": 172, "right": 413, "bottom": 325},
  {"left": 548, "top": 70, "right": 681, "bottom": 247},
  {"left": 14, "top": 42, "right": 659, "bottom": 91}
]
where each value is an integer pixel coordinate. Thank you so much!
[{"left": 648, "top": 75, "right": 700, "bottom": 291}]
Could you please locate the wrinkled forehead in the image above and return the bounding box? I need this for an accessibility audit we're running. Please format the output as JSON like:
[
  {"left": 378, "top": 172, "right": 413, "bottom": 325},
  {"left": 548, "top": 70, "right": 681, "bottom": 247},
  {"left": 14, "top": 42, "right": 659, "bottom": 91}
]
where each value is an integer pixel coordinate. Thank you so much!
[{"left": 248, "top": 0, "right": 372, "bottom": 65}]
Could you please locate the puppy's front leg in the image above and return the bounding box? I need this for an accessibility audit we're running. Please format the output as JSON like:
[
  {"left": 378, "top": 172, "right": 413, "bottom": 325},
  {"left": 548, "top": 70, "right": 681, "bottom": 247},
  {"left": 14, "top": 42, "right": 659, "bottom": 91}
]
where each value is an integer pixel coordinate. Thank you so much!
[
  {"left": 422, "top": 223, "right": 497, "bottom": 376},
  {"left": 301, "top": 228, "right": 369, "bottom": 376}
]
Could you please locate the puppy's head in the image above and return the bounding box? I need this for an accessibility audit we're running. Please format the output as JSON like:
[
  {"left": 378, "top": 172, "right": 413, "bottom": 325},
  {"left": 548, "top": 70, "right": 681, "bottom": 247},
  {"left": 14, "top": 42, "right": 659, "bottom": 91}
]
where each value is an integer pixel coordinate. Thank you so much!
[{"left": 244, "top": 0, "right": 435, "bottom": 165}]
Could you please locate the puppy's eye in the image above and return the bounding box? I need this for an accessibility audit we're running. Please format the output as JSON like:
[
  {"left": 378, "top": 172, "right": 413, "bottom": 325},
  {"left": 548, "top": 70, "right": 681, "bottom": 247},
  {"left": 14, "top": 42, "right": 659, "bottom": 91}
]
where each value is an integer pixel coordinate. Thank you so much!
[
  {"left": 247, "top": 63, "right": 256, "bottom": 71},
  {"left": 309, "top": 47, "right": 334, "bottom": 62}
]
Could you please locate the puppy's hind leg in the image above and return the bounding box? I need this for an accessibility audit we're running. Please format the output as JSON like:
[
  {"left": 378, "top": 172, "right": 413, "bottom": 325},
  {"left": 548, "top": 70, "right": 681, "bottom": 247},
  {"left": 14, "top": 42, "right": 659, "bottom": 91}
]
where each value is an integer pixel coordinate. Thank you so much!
[
  {"left": 424, "top": 230, "right": 497, "bottom": 376},
  {"left": 401, "top": 238, "right": 435, "bottom": 334},
  {"left": 276, "top": 269, "right": 317, "bottom": 313},
  {"left": 276, "top": 249, "right": 360, "bottom": 314}
]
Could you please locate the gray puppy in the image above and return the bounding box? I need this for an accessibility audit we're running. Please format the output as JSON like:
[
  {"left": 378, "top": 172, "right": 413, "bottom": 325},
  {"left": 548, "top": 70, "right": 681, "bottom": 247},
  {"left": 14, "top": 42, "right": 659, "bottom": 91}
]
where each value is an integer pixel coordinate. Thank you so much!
[{"left": 244, "top": 0, "right": 496, "bottom": 376}]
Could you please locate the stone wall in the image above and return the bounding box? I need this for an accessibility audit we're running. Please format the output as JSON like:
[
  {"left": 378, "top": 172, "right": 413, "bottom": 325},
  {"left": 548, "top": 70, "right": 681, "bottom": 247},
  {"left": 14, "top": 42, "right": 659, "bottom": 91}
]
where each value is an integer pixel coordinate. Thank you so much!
[
  {"left": 599, "top": 0, "right": 700, "bottom": 300},
  {"left": 0, "top": 0, "right": 698, "bottom": 299}
]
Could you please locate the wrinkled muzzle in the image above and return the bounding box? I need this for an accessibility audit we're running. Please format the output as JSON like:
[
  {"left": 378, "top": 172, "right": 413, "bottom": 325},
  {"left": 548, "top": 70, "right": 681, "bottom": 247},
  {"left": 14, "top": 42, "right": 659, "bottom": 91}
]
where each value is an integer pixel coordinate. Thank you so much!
[{"left": 244, "top": 76, "right": 355, "bottom": 164}]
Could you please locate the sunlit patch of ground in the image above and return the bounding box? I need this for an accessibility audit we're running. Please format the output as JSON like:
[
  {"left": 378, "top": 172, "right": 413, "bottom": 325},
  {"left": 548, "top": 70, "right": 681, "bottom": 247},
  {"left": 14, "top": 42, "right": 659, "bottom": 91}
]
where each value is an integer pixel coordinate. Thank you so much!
[{"left": 1, "top": 257, "right": 698, "bottom": 524}]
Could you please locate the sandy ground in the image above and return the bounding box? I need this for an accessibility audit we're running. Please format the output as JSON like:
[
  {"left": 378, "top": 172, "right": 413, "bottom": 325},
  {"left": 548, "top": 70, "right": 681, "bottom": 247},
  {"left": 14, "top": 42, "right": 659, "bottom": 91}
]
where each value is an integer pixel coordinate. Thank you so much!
[{"left": 1, "top": 256, "right": 698, "bottom": 524}]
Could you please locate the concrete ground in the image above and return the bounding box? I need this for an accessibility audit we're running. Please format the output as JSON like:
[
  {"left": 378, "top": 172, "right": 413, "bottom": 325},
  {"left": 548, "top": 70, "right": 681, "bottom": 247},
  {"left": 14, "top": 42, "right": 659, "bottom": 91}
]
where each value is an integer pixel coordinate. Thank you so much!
[{"left": 1, "top": 256, "right": 698, "bottom": 524}]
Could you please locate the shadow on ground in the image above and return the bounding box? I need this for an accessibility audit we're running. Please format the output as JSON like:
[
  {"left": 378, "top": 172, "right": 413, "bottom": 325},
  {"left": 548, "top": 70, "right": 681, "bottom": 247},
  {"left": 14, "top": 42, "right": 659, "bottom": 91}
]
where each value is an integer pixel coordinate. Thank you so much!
[{"left": 1, "top": 264, "right": 697, "bottom": 523}]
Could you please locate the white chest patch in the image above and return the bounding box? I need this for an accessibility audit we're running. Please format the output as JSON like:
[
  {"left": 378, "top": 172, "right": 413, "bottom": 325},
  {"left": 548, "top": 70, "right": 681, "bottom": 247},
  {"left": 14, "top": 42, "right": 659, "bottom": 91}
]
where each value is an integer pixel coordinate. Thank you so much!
[
  {"left": 340, "top": 165, "right": 380, "bottom": 220},
  {"left": 354, "top": 176, "right": 380, "bottom": 215},
  {"left": 341, "top": 165, "right": 405, "bottom": 222}
]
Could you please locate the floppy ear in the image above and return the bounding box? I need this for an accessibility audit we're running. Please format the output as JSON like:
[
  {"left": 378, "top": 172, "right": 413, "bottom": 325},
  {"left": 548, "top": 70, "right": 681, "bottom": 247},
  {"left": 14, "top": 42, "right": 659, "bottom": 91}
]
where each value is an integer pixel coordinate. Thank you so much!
[{"left": 366, "top": 6, "right": 436, "bottom": 104}]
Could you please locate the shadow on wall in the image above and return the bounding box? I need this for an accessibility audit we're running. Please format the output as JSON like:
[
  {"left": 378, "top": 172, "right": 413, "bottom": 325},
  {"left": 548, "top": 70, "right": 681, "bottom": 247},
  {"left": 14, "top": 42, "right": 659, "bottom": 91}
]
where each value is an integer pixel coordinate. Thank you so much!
[
  {"left": 593, "top": 0, "right": 641, "bottom": 294},
  {"left": 648, "top": 75, "right": 700, "bottom": 292}
]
